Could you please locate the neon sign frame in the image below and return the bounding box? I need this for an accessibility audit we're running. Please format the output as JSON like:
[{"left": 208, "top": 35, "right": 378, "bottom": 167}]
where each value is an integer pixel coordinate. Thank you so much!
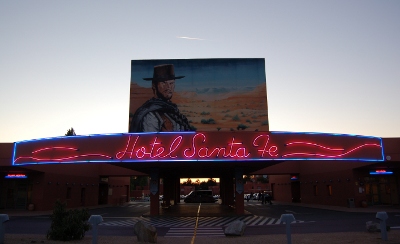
[
  {"left": 5, "top": 174, "right": 28, "bottom": 179},
  {"left": 12, "top": 131, "right": 384, "bottom": 165},
  {"left": 369, "top": 170, "right": 393, "bottom": 175}
]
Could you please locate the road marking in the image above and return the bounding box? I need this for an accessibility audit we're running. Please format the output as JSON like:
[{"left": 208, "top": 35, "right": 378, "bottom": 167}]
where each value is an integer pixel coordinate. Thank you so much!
[
  {"left": 191, "top": 203, "right": 201, "bottom": 244},
  {"left": 167, "top": 227, "right": 225, "bottom": 237},
  {"left": 99, "top": 216, "right": 306, "bottom": 227}
]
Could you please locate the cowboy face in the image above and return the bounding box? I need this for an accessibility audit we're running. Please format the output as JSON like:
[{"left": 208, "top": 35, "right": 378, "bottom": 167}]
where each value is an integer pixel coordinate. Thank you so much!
[{"left": 154, "top": 79, "right": 175, "bottom": 100}]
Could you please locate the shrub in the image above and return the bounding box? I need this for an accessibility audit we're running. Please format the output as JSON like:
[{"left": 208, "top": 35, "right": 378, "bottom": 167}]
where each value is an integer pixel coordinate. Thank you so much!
[
  {"left": 201, "top": 118, "right": 216, "bottom": 124},
  {"left": 232, "top": 115, "right": 240, "bottom": 121},
  {"left": 47, "top": 200, "right": 91, "bottom": 241},
  {"left": 237, "top": 124, "right": 249, "bottom": 130}
]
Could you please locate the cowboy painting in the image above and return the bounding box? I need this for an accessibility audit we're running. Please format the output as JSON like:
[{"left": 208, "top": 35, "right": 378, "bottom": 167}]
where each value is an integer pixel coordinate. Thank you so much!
[{"left": 129, "top": 64, "right": 192, "bottom": 132}]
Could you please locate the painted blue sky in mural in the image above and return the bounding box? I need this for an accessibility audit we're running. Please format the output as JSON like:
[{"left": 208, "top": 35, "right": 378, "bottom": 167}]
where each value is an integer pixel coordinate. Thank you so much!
[{"left": 131, "top": 59, "right": 266, "bottom": 92}]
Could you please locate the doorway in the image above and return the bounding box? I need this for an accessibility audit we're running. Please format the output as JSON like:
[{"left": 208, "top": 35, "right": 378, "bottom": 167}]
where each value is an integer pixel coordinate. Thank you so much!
[
  {"left": 98, "top": 183, "right": 108, "bottom": 204},
  {"left": 291, "top": 181, "right": 301, "bottom": 202}
]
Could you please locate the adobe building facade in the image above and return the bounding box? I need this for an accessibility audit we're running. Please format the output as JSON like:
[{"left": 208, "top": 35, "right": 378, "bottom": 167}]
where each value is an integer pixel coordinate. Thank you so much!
[
  {"left": 1, "top": 132, "right": 398, "bottom": 215},
  {"left": 255, "top": 138, "right": 400, "bottom": 208}
]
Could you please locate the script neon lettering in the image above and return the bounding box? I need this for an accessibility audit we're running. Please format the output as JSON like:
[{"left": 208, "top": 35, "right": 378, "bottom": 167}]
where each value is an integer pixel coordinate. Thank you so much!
[
  {"left": 227, "top": 137, "right": 250, "bottom": 158},
  {"left": 115, "top": 135, "right": 139, "bottom": 159},
  {"left": 167, "top": 136, "right": 182, "bottom": 158},
  {"left": 184, "top": 133, "right": 205, "bottom": 157},
  {"left": 116, "top": 135, "right": 183, "bottom": 159},
  {"left": 253, "top": 134, "right": 279, "bottom": 157},
  {"left": 184, "top": 133, "right": 250, "bottom": 158}
]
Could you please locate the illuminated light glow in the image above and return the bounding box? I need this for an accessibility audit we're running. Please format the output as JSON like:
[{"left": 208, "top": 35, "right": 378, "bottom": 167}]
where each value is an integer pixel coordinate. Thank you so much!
[
  {"left": 115, "top": 135, "right": 139, "bottom": 159},
  {"left": 285, "top": 142, "right": 344, "bottom": 151},
  {"left": 253, "top": 134, "right": 279, "bottom": 157},
  {"left": 14, "top": 153, "right": 112, "bottom": 162},
  {"left": 32, "top": 147, "right": 78, "bottom": 154},
  {"left": 168, "top": 136, "right": 182, "bottom": 158},
  {"left": 5, "top": 174, "right": 27, "bottom": 179},
  {"left": 184, "top": 133, "right": 206, "bottom": 157},
  {"left": 271, "top": 131, "right": 380, "bottom": 139},
  {"left": 370, "top": 170, "right": 393, "bottom": 175},
  {"left": 116, "top": 135, "right": 182, "bottom": 159},
  {"left": 13, "top": 146, "right": 112, "bottom": 163},
  {"left": 282, "top": 143, "right": 382, "bottom": 158},
  {"left": 183, "top": 133, "right": 251, "bottom": 158},
  {"left": 290, "top": 176, "right": 298, "bottom": 180},
  {"left": 12, "top": 132, "right": 384, "bottom": 164}
]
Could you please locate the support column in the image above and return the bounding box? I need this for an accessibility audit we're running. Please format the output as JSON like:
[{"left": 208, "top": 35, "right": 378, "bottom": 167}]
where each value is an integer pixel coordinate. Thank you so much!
[
  {"left": 163, "top": 176, "right": 171, "bottom": 207},
  {"left": 175, "top": 176, "right": 180, "bottom": 205},
  {"left": 225, "top": 175, "right": 234, "bottom": 206},
  {"left": 219, "top": 175, "right": 226, "bottom": 205},
  {"left": 149, "top": 169, "right": 159, "bottom": 216},
  {"left": 235, "top": 168, "right": 244, "bottom": 214}
]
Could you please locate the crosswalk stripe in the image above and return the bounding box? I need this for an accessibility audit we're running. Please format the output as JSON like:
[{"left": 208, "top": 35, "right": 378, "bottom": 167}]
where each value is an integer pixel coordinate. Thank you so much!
[
  {"left": 165, "top": 227, "right": 225, "bottom": 237},
  {"left": 99, "top": 216, "right": 306, "bottom": 227},
  {"left": 251, "top": 216, "right": 264, "bottom": 225},
  {"left": 258, "top": 217, "right": 270, "bottom": 225}
]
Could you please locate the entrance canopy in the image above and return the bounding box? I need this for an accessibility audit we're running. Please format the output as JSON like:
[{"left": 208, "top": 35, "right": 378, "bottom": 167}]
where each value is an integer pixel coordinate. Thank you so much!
[{"left": 13, "top": 131, "right": 383, "bottom": 176}]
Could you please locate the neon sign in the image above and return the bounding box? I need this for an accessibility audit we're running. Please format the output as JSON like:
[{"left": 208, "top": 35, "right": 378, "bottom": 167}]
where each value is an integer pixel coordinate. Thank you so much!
[
  {"left": 370, "top": 170, "right": 393, "bottom": 175},
  {"left": 5, "top": 174, "right": 27, "bottom": 179},
  {"left": 12, "top": 131, "right": 384, "bottom": 165},
  {"left": 282, "top": 142, "right": 381, "bottom": 158}
]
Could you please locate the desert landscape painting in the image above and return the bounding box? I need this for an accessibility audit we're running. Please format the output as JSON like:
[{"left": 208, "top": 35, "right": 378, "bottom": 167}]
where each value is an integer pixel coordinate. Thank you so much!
[{"left": 129, "top": 58, "right": 269, "bottom": 132}]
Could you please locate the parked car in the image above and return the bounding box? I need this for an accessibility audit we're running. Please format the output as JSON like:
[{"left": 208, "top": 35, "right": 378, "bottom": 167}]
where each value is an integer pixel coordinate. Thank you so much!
[{"left": 184, "top": 190, "right": 217, "bottom": 203}]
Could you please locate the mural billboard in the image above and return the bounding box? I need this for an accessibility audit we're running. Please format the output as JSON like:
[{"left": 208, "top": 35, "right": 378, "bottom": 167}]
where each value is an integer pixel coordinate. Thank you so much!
[{"left": 129, "top": 58, "right": 268, "bottom": 132}]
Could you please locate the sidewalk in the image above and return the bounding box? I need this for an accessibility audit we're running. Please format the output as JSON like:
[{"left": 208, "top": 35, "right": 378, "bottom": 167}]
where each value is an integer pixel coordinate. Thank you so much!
[
  {"left": 4, "top": 231, "right": 400, "bottom": 244},
  {"left": 271, "top": 201, "right": 400, "bottom": 213},
  {"left": 0, "top": 204, "right": 114, "bottom": 217}
]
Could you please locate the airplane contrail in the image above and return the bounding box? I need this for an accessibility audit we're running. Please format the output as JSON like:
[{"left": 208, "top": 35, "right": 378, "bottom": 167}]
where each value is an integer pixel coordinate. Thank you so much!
[{"left": 177, "top": 36, "right": 205, "bottom": 41}]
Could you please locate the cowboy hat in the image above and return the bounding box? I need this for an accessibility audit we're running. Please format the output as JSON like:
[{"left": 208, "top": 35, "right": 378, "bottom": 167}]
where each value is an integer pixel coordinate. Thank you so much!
[{"left": 143, "top": 64, "right": 185, "bottom": 82}]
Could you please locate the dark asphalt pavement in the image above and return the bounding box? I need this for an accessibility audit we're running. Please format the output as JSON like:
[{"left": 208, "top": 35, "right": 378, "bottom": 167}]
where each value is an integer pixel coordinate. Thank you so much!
[{"left": 2, "top": 201, "right": 400, "bottom": 237}]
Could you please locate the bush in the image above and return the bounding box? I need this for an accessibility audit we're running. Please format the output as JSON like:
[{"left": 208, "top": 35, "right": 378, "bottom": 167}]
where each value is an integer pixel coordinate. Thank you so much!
[
  {"left": 232, "top": 115, "right": 240, "bottom": 121},
  {"left": 237, "top": 124, "right": 249, "bottom": 130},
  {"left": 47, "top": 200, "right": 91, "bottom": 241},
  {"left": 201, "top": 118, "right": 216, "bottom": 124}
]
